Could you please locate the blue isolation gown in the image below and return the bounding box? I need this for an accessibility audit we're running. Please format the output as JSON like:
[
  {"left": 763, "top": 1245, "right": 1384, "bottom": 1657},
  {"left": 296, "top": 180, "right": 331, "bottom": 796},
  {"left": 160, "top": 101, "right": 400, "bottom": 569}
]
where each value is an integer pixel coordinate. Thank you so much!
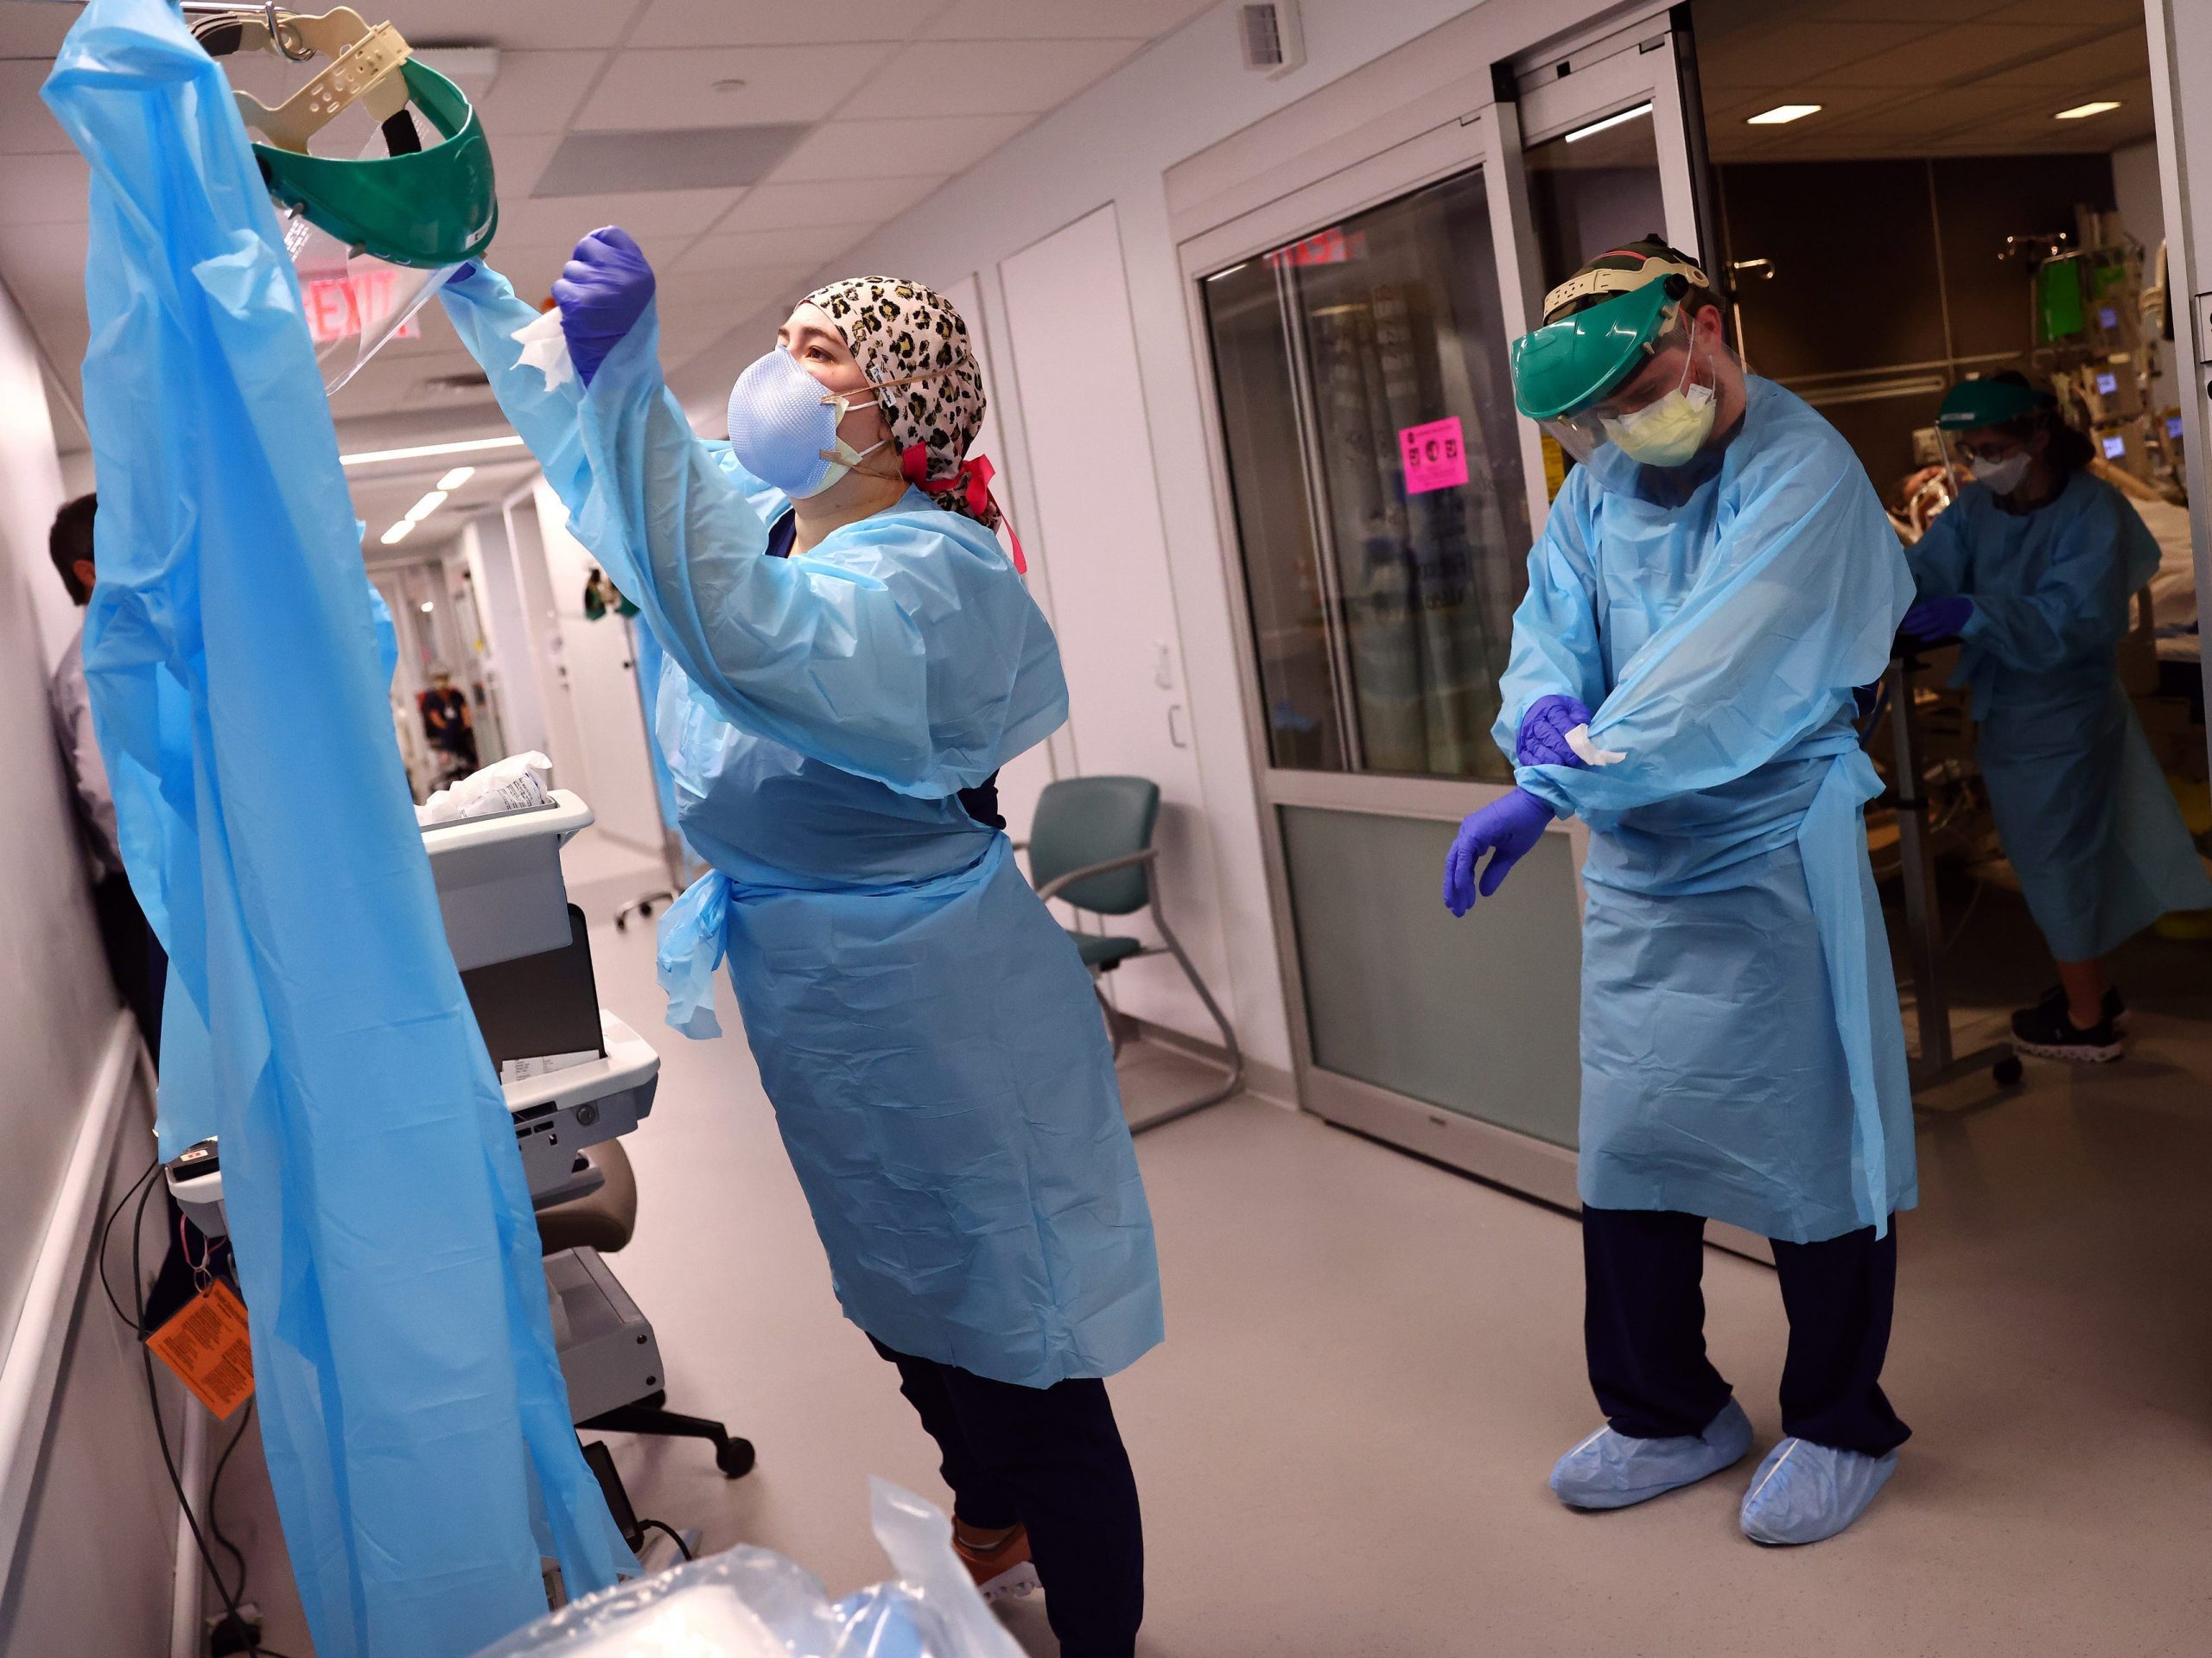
[
  {"left": 44, "top": 5, "right": 632, "bottom": 1655},
  {"left": 442, "top": 270, "right": 1161, "bottom": 1388},
  {"left": 1499, "top": 378, "right": 1917, "bottom": 1245},
  {"left": 1905, "top": 473, "right": 2212, "bottom": 960}
]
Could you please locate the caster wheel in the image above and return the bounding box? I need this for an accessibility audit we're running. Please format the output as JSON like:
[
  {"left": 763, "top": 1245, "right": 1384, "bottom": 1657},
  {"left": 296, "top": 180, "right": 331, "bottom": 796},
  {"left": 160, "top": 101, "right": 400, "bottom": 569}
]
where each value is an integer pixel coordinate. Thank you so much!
[
  {"left": 1993, "top": 1055, "right": 2024, "bottom": 1087},
  {"left": 716, "top": 1439, "right": 757, "bottom": 1479},
  {"left": 614, "top": 915, "right": 629, "bottom": 932}
]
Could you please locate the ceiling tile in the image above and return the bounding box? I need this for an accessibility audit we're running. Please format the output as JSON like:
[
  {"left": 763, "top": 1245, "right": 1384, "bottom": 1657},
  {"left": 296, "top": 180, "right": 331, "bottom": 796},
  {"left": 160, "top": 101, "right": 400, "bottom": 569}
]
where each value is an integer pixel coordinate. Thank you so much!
[
  {"left": 467, "top": 50, "right": 605, "bottom": 138},
  {"left": 631, "top": 0, "right": 944, "bottom": 47},
  {"left": 497, "top": 188, "right": 744, "bottom": 249},
  {"left": 1821, "top": 23, "right": 2086, "bottom": 88},
  {"left": 774, "top": 114, "right": 1032, "bottom": 182},
  {"left": 0, "top": 60, "right": 72, "bottom": 156},
  {"left": 1695, "top": 22, "right": 1942, "bottom": 91},
  {"left": 0, "top": 2, "right": 73, "bottom": 58},
  {"left": 0, "top": 152, "right": 89, "bottom": 226},
  {"left": 1980, "top": 0, "right": 2145, "bottom": 26},
  {"left": 1972, "top": 31, "right": 2153, "bottom": 92},
  {"left": 721, "top": 175, "right": 953, "bottom": 232},
  {"left": 839, "top": 37, "right": 1142, "bottom": 118},
  {"left": 378, "top": 0, "right": 649, "bottom": 52},
  {"left": 575, "top": 44, "right": 901, "bottom": 130},
  {"left": 671, "top": 224, "right": 875, "bottom": 273},
  {"left": 931, "top": 0, "right": 1211, "bottom": 40},
  {"left": 533, "top": 126, "right": 810, "bottom": 196},
  {"left": 653, "top": 262, "right": 822, "bottom": 318}
]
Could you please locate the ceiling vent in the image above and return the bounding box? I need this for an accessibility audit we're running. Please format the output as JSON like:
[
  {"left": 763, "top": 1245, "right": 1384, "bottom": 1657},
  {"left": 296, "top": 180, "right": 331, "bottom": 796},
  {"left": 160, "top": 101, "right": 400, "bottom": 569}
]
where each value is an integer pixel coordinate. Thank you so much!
[
  {"left": 532, "top": 125, "right": 810, "bottom": 197},
  {"left": 411, "top": 370, "right": 493, "bottom": 401},
  {"left": 1239, "top": 3, "right": 1305, "bottom": 79}
]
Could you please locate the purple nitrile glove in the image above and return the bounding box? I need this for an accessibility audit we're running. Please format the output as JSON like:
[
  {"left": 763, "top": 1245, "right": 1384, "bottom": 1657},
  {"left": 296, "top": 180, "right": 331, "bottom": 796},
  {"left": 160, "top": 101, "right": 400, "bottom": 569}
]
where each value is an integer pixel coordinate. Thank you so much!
[
  {"left": 1902, "top": 594, "right": 1974, "bottom": 643},
  {"left": 1442, "top": 788, "right": 1554, "bottom": 918},
  {"left": 1516, "top": 693, "right": 1595, "bottom": 769},
  {"left": 550, "top": 226, "right": 655, "bottom": 387}
]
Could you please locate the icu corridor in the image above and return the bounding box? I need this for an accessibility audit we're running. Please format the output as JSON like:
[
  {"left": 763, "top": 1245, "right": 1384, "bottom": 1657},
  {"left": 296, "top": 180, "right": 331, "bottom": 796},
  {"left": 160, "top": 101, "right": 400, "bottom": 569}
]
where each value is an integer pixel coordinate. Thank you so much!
[{"left": 5, "top": 1, "right": 2212, "bottom": 1655}]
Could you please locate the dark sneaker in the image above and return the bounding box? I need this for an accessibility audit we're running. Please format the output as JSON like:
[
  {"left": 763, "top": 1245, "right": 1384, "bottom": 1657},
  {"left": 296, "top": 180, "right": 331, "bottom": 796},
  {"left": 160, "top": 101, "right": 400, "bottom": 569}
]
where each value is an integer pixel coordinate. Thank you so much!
[
  {"left": 2012, "top": 998, "right": 2125, "bottom": 1063},
  {"left": 2033, "top": 983, "right": 2127, "bottom": 1032}
]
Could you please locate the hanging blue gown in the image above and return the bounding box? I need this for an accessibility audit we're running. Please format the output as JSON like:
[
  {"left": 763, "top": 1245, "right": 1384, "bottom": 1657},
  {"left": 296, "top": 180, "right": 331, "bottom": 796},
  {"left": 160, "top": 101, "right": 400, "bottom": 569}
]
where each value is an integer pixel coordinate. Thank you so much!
[
  {"left": 441, "top": 270, "right": 1162, "bottom": 1388},
  {"left": 1498, "top": 378, "right": 1917, "bottom": 1245},
  {"left": 44, "top": 6, "right": 632, "bottom": 1655},
  {"left": 1904, "top": 472, "right": 2212, "bottom": 960}
]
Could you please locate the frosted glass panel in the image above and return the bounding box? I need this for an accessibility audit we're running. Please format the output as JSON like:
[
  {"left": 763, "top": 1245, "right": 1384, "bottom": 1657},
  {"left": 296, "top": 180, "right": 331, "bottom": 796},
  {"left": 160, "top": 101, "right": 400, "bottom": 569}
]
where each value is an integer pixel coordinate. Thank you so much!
[{"left": 1281, "top": 805, "right": 1582, "bottom": 1148}]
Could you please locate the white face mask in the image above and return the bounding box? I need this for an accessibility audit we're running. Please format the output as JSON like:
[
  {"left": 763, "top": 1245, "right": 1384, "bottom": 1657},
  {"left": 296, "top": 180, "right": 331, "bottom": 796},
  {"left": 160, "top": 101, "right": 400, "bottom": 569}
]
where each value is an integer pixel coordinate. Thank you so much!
[
  {"left": 1601, "top": 350, "right": 1719, "bottom": 468},
  {"left": 725, "top": 346, "right": 889, "bottom": 499},
  {"left": 1972, "top": 451, "right": 2031, "bottom": 496}
]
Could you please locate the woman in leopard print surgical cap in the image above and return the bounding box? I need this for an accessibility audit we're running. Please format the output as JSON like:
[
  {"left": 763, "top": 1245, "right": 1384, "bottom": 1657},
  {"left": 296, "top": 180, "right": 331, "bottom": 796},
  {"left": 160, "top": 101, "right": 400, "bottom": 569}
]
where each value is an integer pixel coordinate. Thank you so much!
[{"left": 442, "top": 231, "right": 1156, "bottom": 1658}]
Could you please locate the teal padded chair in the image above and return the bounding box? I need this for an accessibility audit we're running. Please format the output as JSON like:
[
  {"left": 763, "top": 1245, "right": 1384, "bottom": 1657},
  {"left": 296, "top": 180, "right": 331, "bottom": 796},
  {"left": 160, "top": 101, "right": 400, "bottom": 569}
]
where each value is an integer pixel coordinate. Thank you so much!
[{"left": 1021, "top": 776, "right": 1243, "bottom": 1129}]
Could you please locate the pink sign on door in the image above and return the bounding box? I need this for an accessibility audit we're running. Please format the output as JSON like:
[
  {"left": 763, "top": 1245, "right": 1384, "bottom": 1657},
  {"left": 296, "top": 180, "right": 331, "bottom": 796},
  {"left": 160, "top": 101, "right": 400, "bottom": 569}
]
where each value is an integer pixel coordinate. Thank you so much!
[{"left": 1398, "top": 416, "right": 1468, "bottom": 493}]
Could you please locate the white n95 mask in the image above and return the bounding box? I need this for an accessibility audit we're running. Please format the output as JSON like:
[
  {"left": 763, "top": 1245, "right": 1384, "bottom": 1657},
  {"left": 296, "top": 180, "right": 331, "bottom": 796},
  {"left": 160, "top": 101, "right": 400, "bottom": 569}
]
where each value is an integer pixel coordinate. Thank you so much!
[
  {"left": 726, "top": 346, "right": 888, "bottom": 499},
  {"left": 1604, "top": 378, "right": 1718, "bottom": 468},
  {"left": 1972, "top": 452, "right": 2031, "bottom": 495}
]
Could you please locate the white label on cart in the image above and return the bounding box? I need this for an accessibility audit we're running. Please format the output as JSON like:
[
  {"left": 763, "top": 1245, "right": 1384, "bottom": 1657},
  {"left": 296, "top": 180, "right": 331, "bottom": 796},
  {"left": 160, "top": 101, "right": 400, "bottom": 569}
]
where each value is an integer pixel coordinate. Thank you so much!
[{"left": 500, "top": 1049, "right": 600, "bottom": 1085}]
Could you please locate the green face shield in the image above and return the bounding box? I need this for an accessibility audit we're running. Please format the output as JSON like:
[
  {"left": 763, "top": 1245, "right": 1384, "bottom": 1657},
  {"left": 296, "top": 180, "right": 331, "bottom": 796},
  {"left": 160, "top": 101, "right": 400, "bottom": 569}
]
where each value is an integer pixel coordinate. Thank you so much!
[
  {"left": 1935, "top": 377, "right": 2043, "bottom": 432},
  {"left": 1510, "top": 280, "right": 1680, "bottom": 421},
  {"left": 196, "top": 8, "right": 498, "bottom": 270},
  {"left": 254, "top": 59, "right": 497, "bottom": 270}
]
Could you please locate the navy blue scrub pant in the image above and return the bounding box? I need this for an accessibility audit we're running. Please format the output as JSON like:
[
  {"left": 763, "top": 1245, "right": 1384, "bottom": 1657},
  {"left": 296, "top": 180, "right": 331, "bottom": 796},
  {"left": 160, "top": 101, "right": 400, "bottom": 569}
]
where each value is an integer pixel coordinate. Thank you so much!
[
  {"left": 874, "top": 1339, "right": 1143, "bottom": 1658},
  {"left": 1581, "top": 1206, "right": 1911, "bottom": 1457}
]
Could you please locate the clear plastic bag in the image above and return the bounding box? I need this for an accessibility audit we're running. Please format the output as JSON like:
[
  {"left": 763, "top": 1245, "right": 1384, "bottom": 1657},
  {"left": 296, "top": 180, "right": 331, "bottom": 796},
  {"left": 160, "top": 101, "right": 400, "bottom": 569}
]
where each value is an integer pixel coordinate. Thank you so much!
[{"left": 468, "top": 1482, "right": 1027, "bottom": 1658}]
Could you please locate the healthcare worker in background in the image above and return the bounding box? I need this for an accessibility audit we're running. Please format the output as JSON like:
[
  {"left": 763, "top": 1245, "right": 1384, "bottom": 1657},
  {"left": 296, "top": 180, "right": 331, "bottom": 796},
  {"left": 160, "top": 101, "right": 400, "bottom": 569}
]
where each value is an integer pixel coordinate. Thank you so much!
[
  {"left": 1902, "top": 372, "right": 2212, "bottom": 1061},
  {"left": 1446, "top": 241, "right": 1917, "bottom": 1546},
  {"left": 438, "top": 234, "right": 1160, "bottom": 1658}
]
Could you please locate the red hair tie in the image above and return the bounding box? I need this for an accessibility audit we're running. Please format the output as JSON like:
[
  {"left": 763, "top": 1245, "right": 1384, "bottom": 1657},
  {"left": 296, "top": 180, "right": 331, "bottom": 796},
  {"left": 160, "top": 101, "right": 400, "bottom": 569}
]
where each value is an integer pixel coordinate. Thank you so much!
[{"left": 901, "top": 444, "right": 1027, "bottom": 574}]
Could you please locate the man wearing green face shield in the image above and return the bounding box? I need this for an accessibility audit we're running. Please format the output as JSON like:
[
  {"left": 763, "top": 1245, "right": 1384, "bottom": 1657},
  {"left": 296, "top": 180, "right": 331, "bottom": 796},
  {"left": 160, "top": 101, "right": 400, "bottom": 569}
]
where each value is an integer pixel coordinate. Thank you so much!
[{"left": 1444, "top": 240, "right": 1919, "bottom": 1546}]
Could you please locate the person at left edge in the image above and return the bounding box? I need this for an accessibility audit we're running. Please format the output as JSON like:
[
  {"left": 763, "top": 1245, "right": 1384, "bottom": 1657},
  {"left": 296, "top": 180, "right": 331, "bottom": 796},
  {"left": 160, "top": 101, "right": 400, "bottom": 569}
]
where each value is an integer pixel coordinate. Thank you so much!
[
  {"left": 439, "top": 231, "right": 1160, "bottom": 1658},
  {"left": 1446, "top": 239, "right": 1917, "bottom": 1548}
]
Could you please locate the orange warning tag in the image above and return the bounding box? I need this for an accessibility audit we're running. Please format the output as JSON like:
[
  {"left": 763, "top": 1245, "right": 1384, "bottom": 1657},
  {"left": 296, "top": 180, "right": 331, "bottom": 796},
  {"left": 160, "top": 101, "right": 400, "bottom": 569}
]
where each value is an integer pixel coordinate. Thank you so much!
[{"left": 145, "top": 1279, "right": 255, "bottom": 1420}]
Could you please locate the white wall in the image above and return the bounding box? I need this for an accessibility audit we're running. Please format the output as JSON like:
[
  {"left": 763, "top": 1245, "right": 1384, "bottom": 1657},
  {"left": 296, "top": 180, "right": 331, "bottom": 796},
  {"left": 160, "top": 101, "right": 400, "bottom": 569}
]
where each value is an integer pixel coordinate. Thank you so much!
[
  {"left": 462, "top": 512, "right": 550, "bottom": 761},
  {"left": 667, "top": 0, "right": 1586, "bottom": 1076},
  {"left": 531, "top": 480, "right": 663, "bottom": 852},
  {"left": 2111, "top": 138, "right": 2177, "bottom": 416},
  {"left": 501, "top": 485, "right": 591, "bottom": 792},
  {"left": 2147, "top": 0, "right": 2212, "bottom": 775},
  {"left": 0, "top": 275, "right": 183, "bottom": 1658}
]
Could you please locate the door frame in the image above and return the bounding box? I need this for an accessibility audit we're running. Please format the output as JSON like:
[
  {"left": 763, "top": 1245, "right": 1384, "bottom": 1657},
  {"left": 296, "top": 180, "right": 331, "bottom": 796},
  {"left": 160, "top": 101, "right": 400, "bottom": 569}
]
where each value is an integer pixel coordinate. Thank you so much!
[
  {"left": 1173, "top": 16, "right": 1777, "bottom": 1261},
  {"left": 1177, "top": 108, "right": 1594, "bottom": 1212}
]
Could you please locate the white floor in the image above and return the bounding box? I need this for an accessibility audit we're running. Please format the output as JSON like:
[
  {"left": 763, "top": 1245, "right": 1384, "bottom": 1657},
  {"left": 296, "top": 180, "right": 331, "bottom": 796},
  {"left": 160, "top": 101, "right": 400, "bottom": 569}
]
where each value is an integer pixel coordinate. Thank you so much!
[{"left": 226, "top": 837, "right": 2212, "bottom": 1656}]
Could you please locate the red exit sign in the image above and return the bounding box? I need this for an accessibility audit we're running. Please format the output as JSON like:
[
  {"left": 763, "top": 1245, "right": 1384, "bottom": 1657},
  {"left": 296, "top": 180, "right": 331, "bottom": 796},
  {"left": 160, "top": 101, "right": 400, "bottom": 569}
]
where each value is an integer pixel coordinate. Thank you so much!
[{"left": 300, "top": 267, "right": 423, "bottom": 346}]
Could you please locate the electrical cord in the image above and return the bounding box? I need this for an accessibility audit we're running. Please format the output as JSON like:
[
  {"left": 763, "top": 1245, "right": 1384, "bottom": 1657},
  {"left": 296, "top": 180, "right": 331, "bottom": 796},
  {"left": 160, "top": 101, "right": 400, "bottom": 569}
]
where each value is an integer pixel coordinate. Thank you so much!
[
  {"left": 99, "top": 1154, "right": 298, "bottom": 1658},
  {"left": 637, "top": 1518, "right": 693, "bottom": 1562},
  {"left": 207, "top": 1399, "right": 258, "bottom": 1610}
]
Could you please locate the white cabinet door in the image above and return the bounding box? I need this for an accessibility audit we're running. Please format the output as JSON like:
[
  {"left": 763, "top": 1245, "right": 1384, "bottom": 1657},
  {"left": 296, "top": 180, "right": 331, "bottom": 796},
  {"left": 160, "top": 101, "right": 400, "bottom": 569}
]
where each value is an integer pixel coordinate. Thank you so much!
[{"left": 1000, "top": 205, "right": 1234, "bottom": 1042}]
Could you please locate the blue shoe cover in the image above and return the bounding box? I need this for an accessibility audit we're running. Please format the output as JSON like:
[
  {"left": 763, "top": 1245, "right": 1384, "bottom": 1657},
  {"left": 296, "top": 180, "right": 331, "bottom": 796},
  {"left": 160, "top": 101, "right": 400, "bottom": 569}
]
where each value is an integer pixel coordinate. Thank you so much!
[
  {"left": 1550, "top": 1398, "right": 1752, "bottom": 1510},
  {"left": 1738, "top": 1438, "right": 1898, "bottom": 1545}
]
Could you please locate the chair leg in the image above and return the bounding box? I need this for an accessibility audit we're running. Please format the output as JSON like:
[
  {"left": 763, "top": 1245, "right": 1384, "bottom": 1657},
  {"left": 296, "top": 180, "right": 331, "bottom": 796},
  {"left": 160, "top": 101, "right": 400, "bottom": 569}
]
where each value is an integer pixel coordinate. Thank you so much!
[
  {"left": 1133, "top": 898, "right": 1244, "bottom": 1133},
  {"left": 579, "top": 1392, "right": 758, "bottom": 1478},
  {"left": 1093, "top": 975, "right": 1124, "bottom": 1058}
]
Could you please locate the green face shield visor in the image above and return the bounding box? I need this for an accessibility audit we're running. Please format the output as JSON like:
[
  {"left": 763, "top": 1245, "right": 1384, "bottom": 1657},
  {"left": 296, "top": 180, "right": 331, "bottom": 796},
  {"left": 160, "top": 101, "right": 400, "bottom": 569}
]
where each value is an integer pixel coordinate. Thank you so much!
[
  {"left": 1509, "top": 279, "right": 1680, "bottom": 422},
  {"left": 1935, "top": 376, "right": 2044, "bottom": 432},
  {"left": 252, "top": 58, "right": 497, "bottom": 270}
]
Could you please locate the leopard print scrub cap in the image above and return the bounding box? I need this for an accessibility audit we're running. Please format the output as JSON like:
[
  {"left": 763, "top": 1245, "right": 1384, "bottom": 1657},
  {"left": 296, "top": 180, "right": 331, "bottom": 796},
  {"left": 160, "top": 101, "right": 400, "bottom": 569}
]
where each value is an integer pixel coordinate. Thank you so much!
[{"left": 801, "top": 275, "right": 998, "bottom": 530}]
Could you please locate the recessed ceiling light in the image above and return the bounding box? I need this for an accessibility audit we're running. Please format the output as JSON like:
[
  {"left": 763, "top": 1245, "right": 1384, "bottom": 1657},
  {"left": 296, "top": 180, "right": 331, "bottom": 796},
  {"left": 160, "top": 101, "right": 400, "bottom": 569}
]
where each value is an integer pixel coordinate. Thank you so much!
[
  {"left": 379, "top": 520, "right": 416, "bottom": 545},
  {"left": 435, "top": 466, "right": 476, "bottom": 492},
  {"left": 1747, "top": 104, "right": 1822, "bottom": 125},
  {"left": 1564, "top": 102, "right": 1653, "bottom": 143},
  {"left": 405, "top": 490, "right": 450, "bottom": 523},
  {"left": 419, "top": 600, "right": 435, "bottom": 613},
  {"left": 2054, "top": 99, "right": 2120, "bottom": 120}
]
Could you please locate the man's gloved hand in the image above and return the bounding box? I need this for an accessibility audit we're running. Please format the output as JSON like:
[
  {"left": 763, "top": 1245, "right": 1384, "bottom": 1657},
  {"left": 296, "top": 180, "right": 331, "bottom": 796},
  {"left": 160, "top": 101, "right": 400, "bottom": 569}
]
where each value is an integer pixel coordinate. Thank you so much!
[
  {"left": 551, "top": 226, "right": 655, "bottom": 386},
  {"left": 1902, "top": 594, "right": 1974, "bottom": 643},
  {"left": 1443, "top": 788, "right": 1554, "bottom": 917},
  {"left": 1516, "top": 694, "right": 1595, "bottom": 769}
]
